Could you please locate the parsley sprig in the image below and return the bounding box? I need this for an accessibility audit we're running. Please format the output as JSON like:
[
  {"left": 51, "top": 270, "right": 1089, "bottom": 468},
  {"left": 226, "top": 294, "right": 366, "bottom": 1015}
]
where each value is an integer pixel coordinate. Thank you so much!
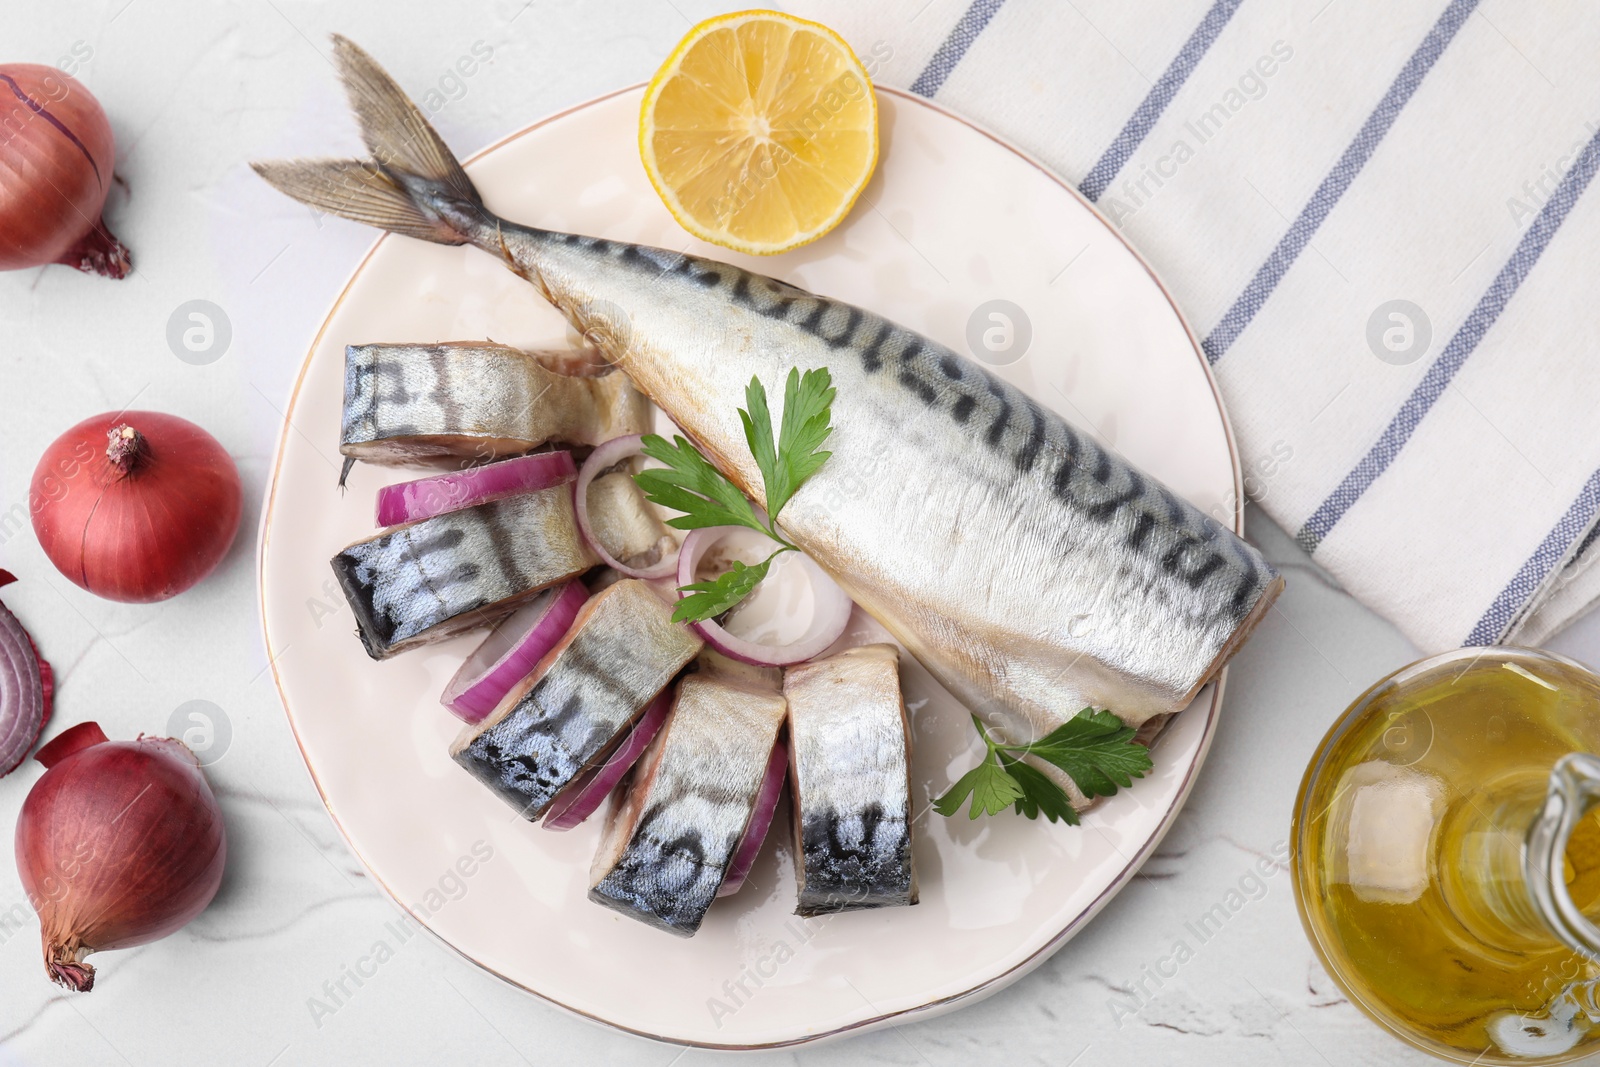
[
  {"left": 634, "top": 368, "right": 835, "bottom": 624},
  {"left": 934, "top": 709, "right": 1154, "bottom": 823}
]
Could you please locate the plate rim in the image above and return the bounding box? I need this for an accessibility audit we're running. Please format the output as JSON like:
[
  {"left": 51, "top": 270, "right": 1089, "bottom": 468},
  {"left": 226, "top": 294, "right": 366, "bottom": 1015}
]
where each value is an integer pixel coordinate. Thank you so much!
[{"left": 255, "top": 81, "right": 1244, "bottom": 1050}]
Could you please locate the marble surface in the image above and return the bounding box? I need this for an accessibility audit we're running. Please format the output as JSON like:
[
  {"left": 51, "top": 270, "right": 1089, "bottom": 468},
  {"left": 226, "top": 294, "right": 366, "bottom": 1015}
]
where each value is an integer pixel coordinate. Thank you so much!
[{"left": 1, "top": 3, "right": 1598, "bottom": 1065}]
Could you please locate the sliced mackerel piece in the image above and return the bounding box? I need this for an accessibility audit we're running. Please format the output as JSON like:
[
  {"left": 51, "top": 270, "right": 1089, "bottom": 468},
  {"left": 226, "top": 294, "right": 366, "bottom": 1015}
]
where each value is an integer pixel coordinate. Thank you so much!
[
  {"left": 784, "top": 644, "right": 917, "bottom": 917},
  {"left": 583, "top": 471, "right": 672, "bottom": 569},
  {"left": 589, "top": 672, "right": 786, "bottom": 936},
  {"left": 330, "top": 485, "right": 595, "bottom": 660},
  {"left": 340, "top": 341, "right": 650, "bottom": 466},
  {"left": 450, "top": 579, "right": 702, "bottom": 820}
]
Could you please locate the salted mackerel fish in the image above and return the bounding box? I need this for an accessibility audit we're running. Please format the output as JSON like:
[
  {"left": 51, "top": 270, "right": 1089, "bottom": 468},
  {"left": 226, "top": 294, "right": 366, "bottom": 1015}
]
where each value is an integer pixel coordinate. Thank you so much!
[
  {"left": 590, "top": 669, "right": 786, "bottom": 936},
  {"left": 785, "top": 645, "right": 916, "bottom": 915},
  {"left": 340, "top": 341, "right": 649, "bottom": 470},
  {"left": 585, "top": 471, "right": 674, "bottom": 568},
  {"left": 256, "top": 39, "right": 1284, "bottom": 802},
  {"left": 331, "top": 485, "right": 595, "bottom": 659},
  {"left": 452, "top": 579, "right": 702, "bottom": 820}
]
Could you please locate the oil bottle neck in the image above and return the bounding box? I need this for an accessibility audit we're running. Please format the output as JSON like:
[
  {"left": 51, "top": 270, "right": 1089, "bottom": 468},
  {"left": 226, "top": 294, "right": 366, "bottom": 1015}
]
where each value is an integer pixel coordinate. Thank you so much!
[
  {"left": 1451, "top": 754, "right": 1600, "bottom": 958},
  {"left": 1526, "top": 754, "right": 1600, "bottom": 959}
]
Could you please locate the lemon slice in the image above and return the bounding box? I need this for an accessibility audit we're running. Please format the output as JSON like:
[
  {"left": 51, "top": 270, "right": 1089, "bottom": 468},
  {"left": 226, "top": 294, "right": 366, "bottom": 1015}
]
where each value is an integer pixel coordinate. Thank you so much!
[{"left": 640, "top": 10, "right": 879, "bottom": 255}]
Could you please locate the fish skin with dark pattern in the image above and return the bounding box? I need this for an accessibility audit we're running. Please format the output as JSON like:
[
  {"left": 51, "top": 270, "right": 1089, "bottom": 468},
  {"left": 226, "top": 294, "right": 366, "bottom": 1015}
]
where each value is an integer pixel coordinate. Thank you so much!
[
  {"left": 785, "top": 645, "right": 916, "bottom": 916},
  {"left": 340, "top": 341, "right": 649, "bottom": 469},
  {"left": 329, "top": 486, "right": 595, "bottom": 660},
  {"left": 450, "top": 579, "right": 702, "bottom": 821},
  {"left": 589, "top": 671, "right": 786, "bottom": 936}
]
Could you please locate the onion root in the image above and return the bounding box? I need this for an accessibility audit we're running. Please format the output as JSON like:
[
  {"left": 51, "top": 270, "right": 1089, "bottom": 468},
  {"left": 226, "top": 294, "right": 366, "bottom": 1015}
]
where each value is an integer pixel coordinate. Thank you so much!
[{"left": 56, "top": 220, "right": 131, "bottom": 279}]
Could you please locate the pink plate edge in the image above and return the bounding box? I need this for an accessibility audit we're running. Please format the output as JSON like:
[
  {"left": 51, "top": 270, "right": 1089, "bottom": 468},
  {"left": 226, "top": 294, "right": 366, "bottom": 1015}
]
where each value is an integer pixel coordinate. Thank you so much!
[{"left": 254, "top": 82, "right": 1244, "bottom": 1050}]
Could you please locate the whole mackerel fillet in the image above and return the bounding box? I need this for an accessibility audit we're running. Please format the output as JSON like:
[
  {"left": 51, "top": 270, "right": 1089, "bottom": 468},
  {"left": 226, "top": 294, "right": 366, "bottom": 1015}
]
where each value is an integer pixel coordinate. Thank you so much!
[{"left": 254, "top": 38, "right": 1282, "bottom": 791}]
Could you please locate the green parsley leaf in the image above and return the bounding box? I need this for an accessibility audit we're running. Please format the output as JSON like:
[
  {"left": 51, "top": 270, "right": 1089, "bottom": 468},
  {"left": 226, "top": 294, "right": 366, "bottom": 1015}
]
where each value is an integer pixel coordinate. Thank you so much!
[
  {"left": 932, "top": 758, "right": 1024, "bottom": 819},
  {"left": 999, "top": 753, "right": 1080, "bottom": 825},
  {"left": 934, "top": 708, "right": 1150, "bottom": 825},
  {"left": 633, "top": 369, "right": 836, "bottom": 624},
  {"left": 1023, "top": 708, "right": 1154, "bottom": 799},
  {"left": 670, "top": 555, "right": 774, "bottom": 624},
  {"left": 739, "top": 376, "right": 779, "bottom": 514},
  {"left": 634, "top": 434, "right": 766, "bottom": 534},
  {"left": 772, "top": 367, "right": 835, "bottom": 516},
  {"left": 738, "top": 368, "right": 835, "bottom": 521}
]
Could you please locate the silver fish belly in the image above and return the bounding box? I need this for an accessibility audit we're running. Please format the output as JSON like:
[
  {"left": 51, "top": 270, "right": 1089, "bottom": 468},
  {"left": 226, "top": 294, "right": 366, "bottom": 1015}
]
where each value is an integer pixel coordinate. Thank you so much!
[
  {"left": 450, "top": 579, "right": 702, "bottom": 820},
  {"left": 255, "top": 38, "right": 1284, "bottom": 792},
  {"left": 784, "top": 644, "right": 916, "bottom": 916},
  {"left": 589, "top": 671, "right": 786, "bottom": 936},
  {"left": 330, "top": 485, "right": 595, "bottom": 659},
  {"left": 341, "top": 341, "right": 649, "bottom": 465}
]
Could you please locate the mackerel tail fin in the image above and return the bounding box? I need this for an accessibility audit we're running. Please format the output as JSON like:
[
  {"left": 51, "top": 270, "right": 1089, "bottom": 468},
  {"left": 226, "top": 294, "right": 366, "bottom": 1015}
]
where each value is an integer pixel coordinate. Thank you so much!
[{"left": 251, "top": 35, "right": 485, "bottom": 245}]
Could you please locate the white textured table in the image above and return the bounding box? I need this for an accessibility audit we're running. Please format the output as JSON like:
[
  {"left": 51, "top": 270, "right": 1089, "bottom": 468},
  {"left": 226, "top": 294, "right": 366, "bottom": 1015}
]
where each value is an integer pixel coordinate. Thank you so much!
[{"left": 2, "top": 4, "right": 1596, "bottom": 1065}]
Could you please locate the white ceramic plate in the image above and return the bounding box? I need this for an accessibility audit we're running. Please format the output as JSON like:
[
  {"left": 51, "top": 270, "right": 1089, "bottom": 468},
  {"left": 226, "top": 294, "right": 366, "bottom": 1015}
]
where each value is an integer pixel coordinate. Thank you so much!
[{"left": 259, "top": 85, "right": 1243, "bottom": 1049}]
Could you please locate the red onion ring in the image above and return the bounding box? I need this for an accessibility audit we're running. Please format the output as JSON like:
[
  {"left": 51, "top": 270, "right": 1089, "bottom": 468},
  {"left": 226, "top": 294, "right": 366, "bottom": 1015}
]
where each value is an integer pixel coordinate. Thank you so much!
[
  {"left": 440, "top": 581, "right": 588, "bottom": 723},
  {"left": 718, "top": 734, "right": 787, "bottom": 897},
  {"left": 0, "top": 570, "right": 51, "bottom": 777},
  {"left": 542, "top": 688, "right": 673, "bottom": 830},
  {"left": 677, "top": 528, "right": 853, "bottom": 667},
  {"left": 376, "top": 451, "right": 576, "bottom": 527},
  {"left": 574, "top": 435, "right": 677, "bottom": 579}
]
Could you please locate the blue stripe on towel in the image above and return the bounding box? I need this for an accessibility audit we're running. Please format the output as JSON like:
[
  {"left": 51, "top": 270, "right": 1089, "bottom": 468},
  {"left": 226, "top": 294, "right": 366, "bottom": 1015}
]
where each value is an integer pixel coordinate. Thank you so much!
[
  {"left": 1465, "top": 469, "right": 1600, "bottom": 645},
  {"left": 1080, "top": 0, "right": 1245, "bottom": 203},
  {"left": 1201, "top": 0, "right": 1479, "bottom": 365},
  {"left": 909, "top": 0, "right": 1008, "bottom": 98},
  {"left": 1295, "top": 125, "right": 1600, "bottom": 554}
]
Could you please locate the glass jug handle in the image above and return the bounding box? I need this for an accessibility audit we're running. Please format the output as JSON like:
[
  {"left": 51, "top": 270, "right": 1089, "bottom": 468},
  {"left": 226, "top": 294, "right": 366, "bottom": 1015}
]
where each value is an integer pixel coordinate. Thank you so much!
[{"left": 1526, "top": 753, "right": 1600, "bottom": 959}]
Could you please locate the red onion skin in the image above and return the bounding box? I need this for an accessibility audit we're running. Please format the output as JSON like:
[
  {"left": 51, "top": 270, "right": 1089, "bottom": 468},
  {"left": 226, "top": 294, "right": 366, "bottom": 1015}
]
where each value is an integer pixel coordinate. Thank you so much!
[
  {"left": 15, "top": 725, "right": 226, "bottom": 991},
  {"left": 0, "top": 65, "right": 130, "bottom": 278},
  {"left": 30, "top": 412, "right": 242, "bottom": 603},
  {"left": 442, "top": 580, "right": 589, "bottom": 723},
  {"left": 542, "top": 688, "right": 672, "bottom": 830},
  {"left": 718, "top": 735, "right": 787, "bottom": 897},
  {"left": 377, "top": 451, "right": 577, "bottom": 527},
  {"left": 34, "top": 721, "right": 105, "bottom": 768}
]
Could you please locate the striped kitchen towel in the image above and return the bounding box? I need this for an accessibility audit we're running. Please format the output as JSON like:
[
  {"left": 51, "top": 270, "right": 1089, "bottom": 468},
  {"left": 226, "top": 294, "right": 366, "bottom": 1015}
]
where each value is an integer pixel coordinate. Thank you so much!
[{"left": 792, "top": 0, "right": 1600, "bottom": 652}]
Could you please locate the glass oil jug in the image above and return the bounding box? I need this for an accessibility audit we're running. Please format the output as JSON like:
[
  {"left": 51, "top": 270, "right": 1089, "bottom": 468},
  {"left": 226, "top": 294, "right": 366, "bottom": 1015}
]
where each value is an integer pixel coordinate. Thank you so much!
[{"left": 1292, "top": 647, "right": 1600, "bottom": 1064}]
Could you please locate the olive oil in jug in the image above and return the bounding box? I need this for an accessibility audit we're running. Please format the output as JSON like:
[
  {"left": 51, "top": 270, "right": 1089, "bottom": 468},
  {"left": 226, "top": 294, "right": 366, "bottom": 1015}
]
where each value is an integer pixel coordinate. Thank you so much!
[{"left": 1293, "top": 648, "right": 1600, "bottom": 1064}]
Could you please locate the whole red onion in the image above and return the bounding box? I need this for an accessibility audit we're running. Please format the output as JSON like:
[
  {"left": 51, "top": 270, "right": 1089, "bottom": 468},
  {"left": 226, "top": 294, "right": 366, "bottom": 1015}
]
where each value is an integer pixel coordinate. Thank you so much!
[
  {"left": 0, "top": 64, "right": 130, "bottom": 277},
  {"left": 30, "top": 412, "right": 243, "bottom": 602},
  {"left": 16, "top": 721, "right": 226, "bottom": 991}
]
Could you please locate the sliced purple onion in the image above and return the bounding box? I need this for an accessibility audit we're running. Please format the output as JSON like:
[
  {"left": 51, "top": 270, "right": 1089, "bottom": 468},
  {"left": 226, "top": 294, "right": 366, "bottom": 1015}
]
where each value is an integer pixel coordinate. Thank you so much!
[
  {"left": 574, "top": 435, "right": 677, "bottom": 579},
  {"left": 718, "top": 734, "right": 787, "bottom": 897},
  {"left": 440, "top": 581, "right": 588, "bottom": 723},
  {"left": 543, "top": 688, "right": 673, "bottom": 831},
  {"left": 376, "top": 451, "right": 576, "bottom": 527},
  {"left": 676, "top": 527, "right": 853, "bottom": 667},
  {"left": 0, "top": 571, "right": 50, "bottom": 777}
]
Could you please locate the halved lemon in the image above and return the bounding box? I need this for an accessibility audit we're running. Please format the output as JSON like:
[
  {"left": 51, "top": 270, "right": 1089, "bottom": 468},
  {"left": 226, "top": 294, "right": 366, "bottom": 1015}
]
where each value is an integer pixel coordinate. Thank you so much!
[{"left": 640, "top": 10, "right": 879, "bottom": 255}]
